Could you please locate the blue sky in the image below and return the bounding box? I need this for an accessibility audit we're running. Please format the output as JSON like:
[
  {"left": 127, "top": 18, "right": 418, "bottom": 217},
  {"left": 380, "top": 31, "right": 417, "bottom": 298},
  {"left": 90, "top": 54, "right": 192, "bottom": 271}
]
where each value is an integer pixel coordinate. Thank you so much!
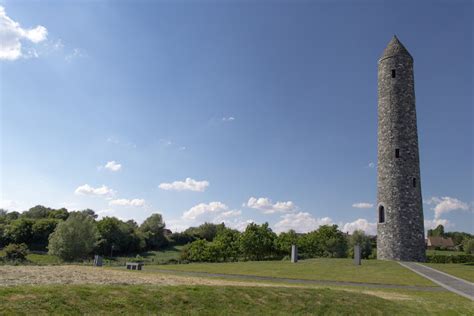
[{"left": 0, "top": 0, "right": 472, "bottom": 234}]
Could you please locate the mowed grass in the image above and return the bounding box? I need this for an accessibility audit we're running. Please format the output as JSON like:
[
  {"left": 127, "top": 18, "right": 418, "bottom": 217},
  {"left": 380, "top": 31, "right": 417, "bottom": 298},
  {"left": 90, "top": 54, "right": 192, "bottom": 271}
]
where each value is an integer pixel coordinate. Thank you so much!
[
  {"left": 424, "top": 263, "right": 474, "bottom": 283},
  {"left": 0, "top": 284, "right": 458, "bottom": 315},
  {"left": 148, "top": 258, "right": 435, "bottom": 287}
]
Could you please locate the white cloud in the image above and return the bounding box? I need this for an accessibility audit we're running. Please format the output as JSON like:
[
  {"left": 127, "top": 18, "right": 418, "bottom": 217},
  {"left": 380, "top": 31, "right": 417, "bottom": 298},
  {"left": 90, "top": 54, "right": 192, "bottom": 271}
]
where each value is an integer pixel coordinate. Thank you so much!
[
  {"left": 65, "top": 47, "right": 85, "bottom": 62},
  {"left": 104, "top": 161, "right": 122, "bottom": 172},
  {"left": 425, "top": 218, "right": 453, "bottom": 230},
  {"left": 273, "top": 212, "right": 333, "bottom": 233},
  {"left": 425, "top": 196, "right": 470, "bottom": 219},
  {"left": 74, "top": 184, "right": 115, "bottom": 197},
  {"left": 0, "top": 199, "right": 20, "bottom": 211},
  {"left": 0, "top": 6, "right": 47, "bottom": 60},
  {"left": 352, "top": 202, "right": 374, "bottom": 209},
  {"left": 109, "top": 199, "right": 145, "bottom": 207},
  {"left": 222, "top": 116, "right": 235, "bottom": 122},
  {"left": 368, "top": 162, "right": 375, "bottom": 168},
  {"left": 159, "top": 178, "right": 209, "bottom": 192},
  {"left": 246, "top": 197, "right": 296, "bottom": 214},
  {"left": 182, "top": 201, "right": 228, "bottom": 220},
  {"left": 341, "top": 218, "right": 377, "bottom": 235}
]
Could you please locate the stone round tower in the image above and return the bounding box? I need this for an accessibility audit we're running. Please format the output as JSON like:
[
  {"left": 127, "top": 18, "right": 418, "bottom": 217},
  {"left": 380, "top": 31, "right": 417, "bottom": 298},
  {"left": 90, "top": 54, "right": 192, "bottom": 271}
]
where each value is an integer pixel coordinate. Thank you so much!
[{"left": 377, "top": 36, "right": 426, "bottom": 262}]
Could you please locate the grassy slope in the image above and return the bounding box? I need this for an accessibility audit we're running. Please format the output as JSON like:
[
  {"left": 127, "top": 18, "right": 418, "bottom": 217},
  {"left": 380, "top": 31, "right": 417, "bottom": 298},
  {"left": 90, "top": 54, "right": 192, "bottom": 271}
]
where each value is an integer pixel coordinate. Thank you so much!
[
  {"left": 148, "top": 258, "right": 435, "bottom": 286},
  {"left": 424, "top": 263, "right": 474, "bottom": 283},
  {"left": 0, "top": 284, "right": 461, "bottom": 316}
]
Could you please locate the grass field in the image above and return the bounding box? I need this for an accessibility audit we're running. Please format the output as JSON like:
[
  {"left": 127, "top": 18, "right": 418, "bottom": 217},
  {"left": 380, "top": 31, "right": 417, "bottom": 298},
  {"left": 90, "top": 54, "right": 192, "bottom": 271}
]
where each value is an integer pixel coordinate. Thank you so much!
[
  {"left": 148, "top": 258, "right": 436, "bottom": 286},
  {"left": 0, "top": 284, "right": 472, "bottom": 315},
  {"left": 424, "top": 262, "right": 474, "bottom": 283}
]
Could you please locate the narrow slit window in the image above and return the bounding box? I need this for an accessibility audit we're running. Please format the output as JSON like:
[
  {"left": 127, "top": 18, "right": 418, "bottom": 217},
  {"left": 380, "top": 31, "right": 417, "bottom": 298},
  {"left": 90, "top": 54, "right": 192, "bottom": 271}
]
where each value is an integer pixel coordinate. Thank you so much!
[
  {"left": 378, "top": 206, "right": 385, "bottom": 223},
  {"left": 413, "top": 177, "right": 417, "bottom": 188},
  {"left": 395, "top": 148, "right": 400, "bottom": 158},
  {"left": 391, "top": 69, "right": 396, "bottom": 78}
]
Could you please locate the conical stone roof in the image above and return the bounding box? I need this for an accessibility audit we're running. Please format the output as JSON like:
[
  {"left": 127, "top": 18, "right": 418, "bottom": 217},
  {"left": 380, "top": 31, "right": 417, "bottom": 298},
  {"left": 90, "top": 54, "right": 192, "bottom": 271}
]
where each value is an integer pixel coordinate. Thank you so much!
[{"left": 379, "top": 35, "right": 412, "bottom": 61}]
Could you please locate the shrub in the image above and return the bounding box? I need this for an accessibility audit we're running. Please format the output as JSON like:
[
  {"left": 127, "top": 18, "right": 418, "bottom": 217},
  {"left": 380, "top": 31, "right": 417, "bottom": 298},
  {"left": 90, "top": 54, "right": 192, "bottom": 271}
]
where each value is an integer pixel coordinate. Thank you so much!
[
  {"left": 426, "top": 254, "right": 474, "bottom": 264},
  {"left": 4, "top": 243, "right": 29, "bottom": 261}
]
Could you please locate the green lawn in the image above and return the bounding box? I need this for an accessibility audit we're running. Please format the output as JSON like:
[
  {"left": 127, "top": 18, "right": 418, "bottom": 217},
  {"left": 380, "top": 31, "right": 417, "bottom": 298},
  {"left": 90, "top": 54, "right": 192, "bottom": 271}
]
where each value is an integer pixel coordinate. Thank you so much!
[
  {"left": 1, "top": 284, "right": 472, "bottom": 315},
  {"left": 424, "top": 263, "right": 474, "bottom": 283},
  {"left": 146, "top": 258, "right": 435, "bottom": 287}
]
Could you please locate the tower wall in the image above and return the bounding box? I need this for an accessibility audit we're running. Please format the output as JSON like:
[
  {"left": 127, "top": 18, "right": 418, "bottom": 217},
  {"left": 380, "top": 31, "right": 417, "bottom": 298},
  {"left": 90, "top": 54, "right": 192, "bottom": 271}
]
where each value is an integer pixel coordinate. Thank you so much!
[{"left": 377, "top": 39, "right": 426, "bottom": 262}]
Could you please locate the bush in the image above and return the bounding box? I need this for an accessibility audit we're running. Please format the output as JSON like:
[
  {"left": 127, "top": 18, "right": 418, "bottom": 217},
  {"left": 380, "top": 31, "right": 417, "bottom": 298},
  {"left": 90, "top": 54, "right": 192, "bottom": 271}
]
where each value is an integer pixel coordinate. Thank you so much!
[
  {"left": 4, "top": 243, "right": 29, "bottom": 261},
  {"left": 426, "top": 254, "right": 474, "bottom": 264}
]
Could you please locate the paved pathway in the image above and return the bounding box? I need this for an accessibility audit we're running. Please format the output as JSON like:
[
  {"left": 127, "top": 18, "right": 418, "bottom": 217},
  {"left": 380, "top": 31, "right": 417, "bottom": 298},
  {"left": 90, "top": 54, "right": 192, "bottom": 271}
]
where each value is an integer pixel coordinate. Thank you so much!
[
  {"left": 399, "top": 262, "right": 474, "bottom": 300},
  {"left": 151, "top": 269, "right": 444, "bottom": 292}
]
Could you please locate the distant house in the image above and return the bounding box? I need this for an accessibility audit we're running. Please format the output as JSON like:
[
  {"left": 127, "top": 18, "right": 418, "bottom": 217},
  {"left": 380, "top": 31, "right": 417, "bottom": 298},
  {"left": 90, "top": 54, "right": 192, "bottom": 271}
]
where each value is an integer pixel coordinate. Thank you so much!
[{"left": 426, "top": 236, "right": 455, "bottom": 250}]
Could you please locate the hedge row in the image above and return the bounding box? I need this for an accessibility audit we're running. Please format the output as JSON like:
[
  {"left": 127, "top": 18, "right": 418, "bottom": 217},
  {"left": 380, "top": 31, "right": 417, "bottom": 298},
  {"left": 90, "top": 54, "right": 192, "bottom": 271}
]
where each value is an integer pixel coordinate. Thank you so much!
[{"left": 426, "top": 254, "right": 474, "bottom": 264}]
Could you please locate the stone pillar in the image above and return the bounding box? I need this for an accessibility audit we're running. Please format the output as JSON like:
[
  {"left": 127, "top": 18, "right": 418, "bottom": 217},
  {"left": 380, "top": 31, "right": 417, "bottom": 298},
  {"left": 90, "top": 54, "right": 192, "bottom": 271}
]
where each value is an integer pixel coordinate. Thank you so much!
[
  {"left": 354, "top": 245, "right": 361, "bottom": 265},
  {"left": 291, "top": 244, "right": 298, "bottom": 263},
  {"left": 93, "top": 255, "right": 103, "bottom": 267}
]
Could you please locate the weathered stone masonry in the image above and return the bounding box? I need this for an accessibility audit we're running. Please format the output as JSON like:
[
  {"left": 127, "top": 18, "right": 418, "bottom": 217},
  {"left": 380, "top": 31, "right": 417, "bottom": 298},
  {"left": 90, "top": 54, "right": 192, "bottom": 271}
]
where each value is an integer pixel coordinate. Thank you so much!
[{"left": 377, "top": 36, "right": 426, "bottom": 262}]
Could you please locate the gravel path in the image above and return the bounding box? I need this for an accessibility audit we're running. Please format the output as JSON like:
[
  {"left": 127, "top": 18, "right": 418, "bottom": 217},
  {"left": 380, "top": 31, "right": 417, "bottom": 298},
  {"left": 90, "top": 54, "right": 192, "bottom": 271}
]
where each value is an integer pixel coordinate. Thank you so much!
[
  {"left": 399, "top": 262, "right": 474, "bottom": 300},
  {"left": 149, "top": 268, "right": 445, "bottom": 292}
]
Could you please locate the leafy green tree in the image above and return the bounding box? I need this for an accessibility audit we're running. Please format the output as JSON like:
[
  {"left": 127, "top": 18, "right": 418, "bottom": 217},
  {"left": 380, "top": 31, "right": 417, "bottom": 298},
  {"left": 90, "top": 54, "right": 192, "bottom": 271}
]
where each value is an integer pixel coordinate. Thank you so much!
[
  {"left": 184, "top": 222, "right": 225, "bottom": 241},
  {"left": 31, "top": 219, "right": 60, "bottom": 250},
  {"left": 48, "top": 212, "right": 99, "bottom": 261},
  {"left": 169, "top": 232, "right": 196, "bottom": 245},
  {"left": 240, "top": 223, "right": 277, "bottom": 260},
  {"left": 427, "top": 225, "right": 445, "bottom": 237},
  {"left": 48, "top": 208, "right": 69, "bottom": 220},
  {"left": 80, "top": 209, "right": 98, "bottom": 219},
  {"left": 4, "top": 218, "right": 34, "bottom": 245},
  {"left": 22, "top": 205, "right": 52, "bottom": 219},
  {"left": 181, "top": 239, "right": 212, "bottom": 262},
  {"left": 463, "top": 239, "right": 474, "bottom": 255},
  {"left": 213, "top": 227, "right": 241, "bottom": 261},
  {"left": 97, "top": 217, "right": 145, "bottom": 256},
  {"left": 140, "top": 213, "right": 168, "bottom": 250},
  {"left": 4, "top": 243, "right": 29, "bottom": 261},
  {"left": 348, "top": 230, "right": 372, "bottom": 259},
  {"left": 299, "top": 225, "right": 347, "bottom": 258},
  {"left": 275, "top": 230, "right": 299, "bottom": 256}
]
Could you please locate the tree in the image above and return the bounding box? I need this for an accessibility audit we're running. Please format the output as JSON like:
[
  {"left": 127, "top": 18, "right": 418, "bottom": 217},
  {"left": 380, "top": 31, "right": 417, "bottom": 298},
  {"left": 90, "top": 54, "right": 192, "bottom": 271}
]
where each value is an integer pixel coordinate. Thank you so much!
[
  {"left": 463, "top": 239, "right": 474, "bottom": 255},
  {"left": 140, "top": 213, "right": 168, "bottom": 250},
  {"left": 97, "top": 217, "right": 145, "bottom": 256},
  {"left": 4, "top": 243, "right": 29, "bottom": 261},
  {"left": 275, "top": 230, "right": 299, "bottom": 256},
  {"left": 48, "top": 208, "right": 69, "bottom": 220},
  {"left": 427, "top": 225, "right": 445, "bottom": 237},
  {"left": 240, "top": 223, "right": 277, "bottom": 260},
  {"left": 31, "top": 218, "right": 60, "bottom": 250},
  {"left": 4, "top": 218, "right": 34, "bottom": 245},
  {"left": 299, "top": 225, "right": 347, "bottom": 258},
  {"left": 48, "top": 212, "right": 99, "bottom": 261},
  {"left": 348, "top": 230, "right": 372, "bottom": 259},
  {"left": 181, "top": 239, "right": 212, "bottom": 262},
  {"left": 213, "top": 227, "right": 241, "bottom": 261},
  {"left": 22, "top": 205, "right": 53, "bottom": 219},
  {"left": 184, "top": 222, "right": 225, "bottom": 241},
  {"left": 80, "top": 209, "right": 98, "bottom": 219}
]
